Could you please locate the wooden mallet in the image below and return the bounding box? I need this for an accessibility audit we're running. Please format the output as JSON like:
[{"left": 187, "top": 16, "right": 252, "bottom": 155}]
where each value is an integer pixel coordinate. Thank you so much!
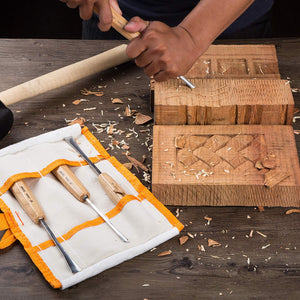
[{"left": 0, "top": 44, "right": 130, "bottom": 140}]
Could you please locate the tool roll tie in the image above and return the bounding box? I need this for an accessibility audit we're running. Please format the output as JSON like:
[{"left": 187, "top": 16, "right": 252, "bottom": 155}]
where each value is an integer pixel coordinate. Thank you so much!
[{"left": 0, "top": 124, "right": 183, "bottom": 289}]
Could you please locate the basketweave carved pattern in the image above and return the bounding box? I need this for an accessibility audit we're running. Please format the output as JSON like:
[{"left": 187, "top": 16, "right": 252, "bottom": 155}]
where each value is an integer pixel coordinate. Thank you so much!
[{"left": 175, "top": 134, "right": 270, "bottom": 176}]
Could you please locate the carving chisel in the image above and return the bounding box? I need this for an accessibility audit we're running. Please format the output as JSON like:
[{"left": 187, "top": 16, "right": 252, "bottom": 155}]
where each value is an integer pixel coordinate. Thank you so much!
[
  {"left": 52, "top": 165, "right": 128, "bottom": 243},
  {"left": 64, "top": 136, "right": 127, "bottom": 205},
  {"left": 10, "top": 180, "right": 80, "bottom": 273}
]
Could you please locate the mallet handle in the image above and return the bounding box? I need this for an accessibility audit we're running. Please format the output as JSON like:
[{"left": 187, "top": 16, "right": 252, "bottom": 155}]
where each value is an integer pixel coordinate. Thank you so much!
[{"left": 0, "top": 44, "right": 130, "bottom": 106}]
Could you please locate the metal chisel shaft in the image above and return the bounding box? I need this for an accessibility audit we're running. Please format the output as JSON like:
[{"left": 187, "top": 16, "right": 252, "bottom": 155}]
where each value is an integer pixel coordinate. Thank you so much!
[
  {"left": 64, "top": 137, "right": 126, "bottom": 205},
  {"left": 52, "top": 165, "right": 128, "bottom": 243},
  {"left": 10, "top": 180, "right": 80, "bottom": 273}
]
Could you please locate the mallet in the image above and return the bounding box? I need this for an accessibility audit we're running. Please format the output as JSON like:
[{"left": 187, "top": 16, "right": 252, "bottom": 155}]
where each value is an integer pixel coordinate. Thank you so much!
[{"left": 0, "top": 44, "right": 130, "bottom": 140}]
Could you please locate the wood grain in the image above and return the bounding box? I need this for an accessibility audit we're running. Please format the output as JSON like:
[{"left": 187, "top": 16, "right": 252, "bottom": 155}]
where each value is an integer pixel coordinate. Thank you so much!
[
  {"left": 154, "top": 79, "right": 294, "bottom": 125},
  {"left": 152, "top": 125, "right": 300, "bottom": 206}
]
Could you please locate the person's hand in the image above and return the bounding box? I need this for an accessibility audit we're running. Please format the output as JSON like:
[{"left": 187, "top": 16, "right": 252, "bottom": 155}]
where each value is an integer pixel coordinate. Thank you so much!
[
  {"left": 124, "top": 17, "right": 203, "bottom": 81},
  {"left": 59, "top": 0, "right": 121, "bottom": 31}
]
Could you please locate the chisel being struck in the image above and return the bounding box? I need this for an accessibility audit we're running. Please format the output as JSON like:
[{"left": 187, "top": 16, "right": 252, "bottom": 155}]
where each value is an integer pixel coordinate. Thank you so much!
[
  {"left": 10, "top": 180, "right": 81, "bottom": 273},
  {"left": 52, "top": 165, "right": 129, "bottom": 243}
]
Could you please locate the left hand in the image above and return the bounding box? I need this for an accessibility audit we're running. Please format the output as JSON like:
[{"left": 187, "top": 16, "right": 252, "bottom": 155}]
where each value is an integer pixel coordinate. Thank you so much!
[{"left": 124, "top": 17, "right": 200, "bottom": 81}]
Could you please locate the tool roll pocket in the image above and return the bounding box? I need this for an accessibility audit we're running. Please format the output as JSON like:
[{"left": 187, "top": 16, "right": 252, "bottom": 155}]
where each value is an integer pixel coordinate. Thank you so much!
[{"left": 0, "top": 124, "right": 183, "bottom": 289}]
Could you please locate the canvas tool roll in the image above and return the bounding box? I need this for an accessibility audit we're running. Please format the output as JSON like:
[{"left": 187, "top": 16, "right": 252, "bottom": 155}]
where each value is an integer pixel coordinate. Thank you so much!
[{"left": 0, "top": 124, "right": 183, "bottom": 289}]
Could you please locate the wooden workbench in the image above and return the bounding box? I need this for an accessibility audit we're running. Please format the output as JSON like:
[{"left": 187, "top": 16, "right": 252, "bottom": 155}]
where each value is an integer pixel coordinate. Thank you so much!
[{"left": 0, "top": 38, "right": 299, "bottom": 299}]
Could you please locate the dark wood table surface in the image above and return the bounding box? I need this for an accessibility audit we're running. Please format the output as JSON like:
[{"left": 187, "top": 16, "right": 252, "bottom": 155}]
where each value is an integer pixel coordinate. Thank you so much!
[{"left": 0, "top": 38, "right": 299, "bottom": 299}]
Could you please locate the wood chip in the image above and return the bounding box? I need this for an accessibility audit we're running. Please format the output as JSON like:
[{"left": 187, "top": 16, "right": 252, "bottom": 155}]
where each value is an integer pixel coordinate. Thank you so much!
[
  {"left": 179, "top": 236, "right": 189, "bottom": 245},
  {"left": 112, "top": 98, "right": 124, "bottom": 104},
  {"left": 123, "top": 163, "right": 133, "bottom": 170},
  {"left": 258, "top": 206, "right": 265, "bottom": 212},
  {"left": 255, "top": 160, "right": 264, "bottom": 170},
  {"left": 264, "top": 169, "right": 290, "bottom": 188},
  {"left": 207, "top": 238, "right": 221, "bottom": 247},
  {"left": 204, "top": 216, "right": 212, "bottom": 221},
  {"left": 135, "top": 113, "right": 152, "bottom": 125},
  {"left": 158, "top": 250, "right": 172, "bottom": 256},
  {"left": 126, "top": 155, "right": 149, "bottom": 173},
  {"left": 81, "top": 88, "right": 104, "bottom": 96},
  {"left": 175, "top": 135, "right": 186, "bottom": 149},
  {"left": 67, "top": 117, "right": 86, "bottom": 127},
  {"left": 285, "top": 209, "right": 300, "bottom": 214}
]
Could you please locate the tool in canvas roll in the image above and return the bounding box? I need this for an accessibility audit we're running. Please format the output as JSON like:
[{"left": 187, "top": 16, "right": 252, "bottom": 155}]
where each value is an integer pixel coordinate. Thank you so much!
[
  {"left": 52, "top": 165, "right": 129, "bottom": 243},
  {"left": 0, "top": 44, "right": 130, "bottom": 140},
  {"left": 109, "top": 7, "right": 195, "bottom": 90},
  {"left": 64, "top": 136, "right": 127, "bottom": 206},
  {"left": 10, "top": 179, "right": 81, "bottom": 273}
]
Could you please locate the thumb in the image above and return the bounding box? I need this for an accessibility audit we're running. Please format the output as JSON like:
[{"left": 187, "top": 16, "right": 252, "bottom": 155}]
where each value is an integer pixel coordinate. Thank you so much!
[{"left": 124, "top": 16, "right": 149, "bottom": 33}]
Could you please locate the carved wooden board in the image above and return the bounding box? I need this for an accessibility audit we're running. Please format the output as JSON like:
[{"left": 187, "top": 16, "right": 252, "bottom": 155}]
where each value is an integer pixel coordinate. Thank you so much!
[
  {"left": 154, "top": 79, "right": 294, "bottom": 125},
  {"left": 186, "top": 44, "right": 280, "bottom": 79},
  {"left": 152, "top": 125, "right": 300, "bottom": 207}
]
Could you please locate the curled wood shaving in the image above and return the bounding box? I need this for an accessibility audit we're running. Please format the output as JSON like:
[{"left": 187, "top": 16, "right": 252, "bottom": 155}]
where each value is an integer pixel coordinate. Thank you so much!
[
  {"left": 179, "top": 236, "right": 189, "bottom": 245},
  {"left": 157, "top": 250, "right": 172, "bottom": 257},
  {"left": 207, "top": 238, "right": 221, "bottom": 247},
  {"left": 135, "top": 113, "right": 152, "bottom": 125},
  {"left": 112, "top": 98, "right": 124, "bottom": 104},
  {"left": 285, "top": 209, "right": 300, "bottom": 214},
  {"left": 81, "top": 88, "right": 104, "bottom": 96},
  {"left": 72, "top": 99, "right": 88, "bottom": 105},
  {"left": 67, "top": 117, "right": 86, "bottom": 127},
  {"left": 126, "top": 155, "right": 149, "bottom": 173}
]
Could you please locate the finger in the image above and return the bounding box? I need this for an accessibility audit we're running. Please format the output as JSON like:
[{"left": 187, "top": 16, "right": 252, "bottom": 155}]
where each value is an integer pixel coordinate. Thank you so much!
[
  {"left": 134, "top": 51, "right": 152, "bottom": 68},
  {"left": 79, "top": 1, "right": 94, "bottom": 20},
  {"left": 109, "top": 0, "right": 122, "bottom": 15},
  {"left": 66, "top": 1, "right": 79, "bottom": 9},
  {"left": 153, "top": 70, "right": 169, "bottom": 82},
  {"left": 126, "top": 39, "right": 147, "bottom": 59},
  {"left": 124, "top": 17, "right": 149, "bottom": 33},
  {"left": 95, "top": 0, "right": 113, "bottom": 31},
  {"left": 143, "top": 62, "right": 161, "bottom": 77}
]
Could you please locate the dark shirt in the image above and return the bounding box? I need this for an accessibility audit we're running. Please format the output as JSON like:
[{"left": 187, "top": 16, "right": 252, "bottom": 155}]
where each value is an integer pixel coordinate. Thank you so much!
[{"left": 118, "top": 0, "right": 274, "bottom": 33}]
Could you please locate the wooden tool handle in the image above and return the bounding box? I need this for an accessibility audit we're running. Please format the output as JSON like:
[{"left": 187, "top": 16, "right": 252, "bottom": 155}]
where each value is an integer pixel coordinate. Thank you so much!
[
  {"left": 111, "top": 7, "right": 140, "bottom": 40},
  {"left": 10, "top": 180, "right": 44, "bottom": 224},
  {"left": 98, "top": 173, "right": 126, "bottom": 205},
  {"left": 0, "top": 44, "right": 130, "bottom": 106},
  {"left": 52, "top": 165, "right": 90, "bottom": 202}
]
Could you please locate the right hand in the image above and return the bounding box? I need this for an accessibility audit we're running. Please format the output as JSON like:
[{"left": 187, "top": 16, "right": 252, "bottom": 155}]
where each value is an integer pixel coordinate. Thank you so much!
[{"left": 59, "top": 0, "right": 121, "bottom": 31}]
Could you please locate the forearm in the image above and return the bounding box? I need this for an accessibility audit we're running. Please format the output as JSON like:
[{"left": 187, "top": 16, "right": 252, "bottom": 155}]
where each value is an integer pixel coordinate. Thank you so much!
[{"left": 179, "top": 0, "right": 254, "bottom": 53}]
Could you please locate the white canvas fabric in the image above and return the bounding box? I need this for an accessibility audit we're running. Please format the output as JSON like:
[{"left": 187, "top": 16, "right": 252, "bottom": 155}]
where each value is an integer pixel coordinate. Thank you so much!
[{"left": 0, "top": 124, "right": 181, "bottom": 289}]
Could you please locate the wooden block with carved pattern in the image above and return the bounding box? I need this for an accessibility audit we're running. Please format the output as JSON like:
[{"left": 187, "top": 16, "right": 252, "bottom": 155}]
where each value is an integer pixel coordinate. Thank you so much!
[
  {"left": 154, "top": 78, "right": 294, "bottom": 125},
  {"left": 152, "top": 125, "right": 300, "bottom": 207},
  {"left": 185, "top": 44, "right": 280, "bottom": 79}
]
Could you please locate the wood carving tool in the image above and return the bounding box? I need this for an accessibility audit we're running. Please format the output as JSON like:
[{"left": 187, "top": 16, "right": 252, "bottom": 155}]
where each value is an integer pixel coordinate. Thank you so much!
[
  {"left": 109, "top": 7, "right": 195, "bottom": 89},
  {"left": 52, "top": 165, "right": 128, "bottom": 243},
  {"left": 64, "top": 136, "right": 127, "bottom": 206},
  {"left": 0, "top": 44, "right": 130, "bottom": 140},
  {"left": 10, "top": 179, "right": 81, "bottom": 273}
]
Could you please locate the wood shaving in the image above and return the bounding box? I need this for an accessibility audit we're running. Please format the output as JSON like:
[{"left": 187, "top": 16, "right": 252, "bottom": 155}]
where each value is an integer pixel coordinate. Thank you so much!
[
  {"left": 256, "top": 231, "right": 267, "bottom": 238},
  {"left": 67, "top": 117, "right": 86, "bottom": 127},
  {"left": 204, "top": 216, "right": 212, "bottom": 221},
  {"left": 187, "top": 232, "right": 194, "bottom": 239},
  {"left": 72, "top": 99, "right": 89, "bottom": 105},
  {"left": 81, "top": 88, "right": 104, "bottom": 96},
  {"left": 135, "top": 113, "right": 152, "bottom": 125},
  {"left": 179, "top": 235, "right": 189, "bottom": 245},
  {"left": 83, "top": 107, "right": 96, "bottom": 111},
  {"left": 255, "top": 160, "right": 264, "bottom": 170},
  {"left": 157, "top": 250, "right": 172, "bottom": 256},
  {"left": 208, "top": 239, "right": 221, "bottom": 247},
  {"left": 198, "top": 244, "right": 205, "bottom": 252},
  {"left": 261, "top": 244, "right": 271, "bottom": 249},
  {"left": 258, "top": 206, "right": 265, "bottom": 212},
  {"left": 122, "top": 144, "right": 130, "bottom": 150},
  {"left": 175, "top": 208, "right": 180, "bottom": 217},
  {"left": 112, "top": 98, "right": 124, "bottom": 104},
  {"left": 285, "top": 209, "right": 300, "bottom": 214},
  {"left": 107, "top": 124, "right": 115, "bottom": 135},
  {"left": 294, "top": 107, "right": 300, "bottom": 114},
  {"left": 123, "top": 163, "right": 133, "bottom": 170},
  {"left": 126, "top": 155, "right": 149, "bottom": 173}
]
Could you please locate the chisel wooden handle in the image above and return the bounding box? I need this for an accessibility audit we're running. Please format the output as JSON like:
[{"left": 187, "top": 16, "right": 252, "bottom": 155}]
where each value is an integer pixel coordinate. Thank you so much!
[
  {"left": 10, "top": 180, "right": 44, "bottom": 224},
  {"left": 98, "top": 173, "right": 126, "bottom": 205},
  {"left": 52, "top": 165, "right": 90, "bottom": 202},
  {"left": 111, "top": 7, "right": 140, "bottom": 40}
]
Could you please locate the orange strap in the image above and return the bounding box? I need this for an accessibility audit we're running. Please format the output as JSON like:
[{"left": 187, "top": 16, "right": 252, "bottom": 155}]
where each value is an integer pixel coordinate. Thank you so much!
[{"left": 0, "top": 213, "right": 17, "bottom": 249}]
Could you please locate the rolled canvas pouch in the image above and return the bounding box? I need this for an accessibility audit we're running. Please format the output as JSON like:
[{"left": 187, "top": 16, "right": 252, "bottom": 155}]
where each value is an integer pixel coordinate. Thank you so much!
[{"left": 0, "top": 124, "right": 183, "bottom": 289}]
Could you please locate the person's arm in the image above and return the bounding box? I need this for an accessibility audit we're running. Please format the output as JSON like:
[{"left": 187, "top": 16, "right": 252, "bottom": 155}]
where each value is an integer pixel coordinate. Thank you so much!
[
  {"left": 59, "top": 0, "right": 121, "bottom": 31},
  {"left": 125, "top": 0, "right": 254, "bottom": 81}
]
